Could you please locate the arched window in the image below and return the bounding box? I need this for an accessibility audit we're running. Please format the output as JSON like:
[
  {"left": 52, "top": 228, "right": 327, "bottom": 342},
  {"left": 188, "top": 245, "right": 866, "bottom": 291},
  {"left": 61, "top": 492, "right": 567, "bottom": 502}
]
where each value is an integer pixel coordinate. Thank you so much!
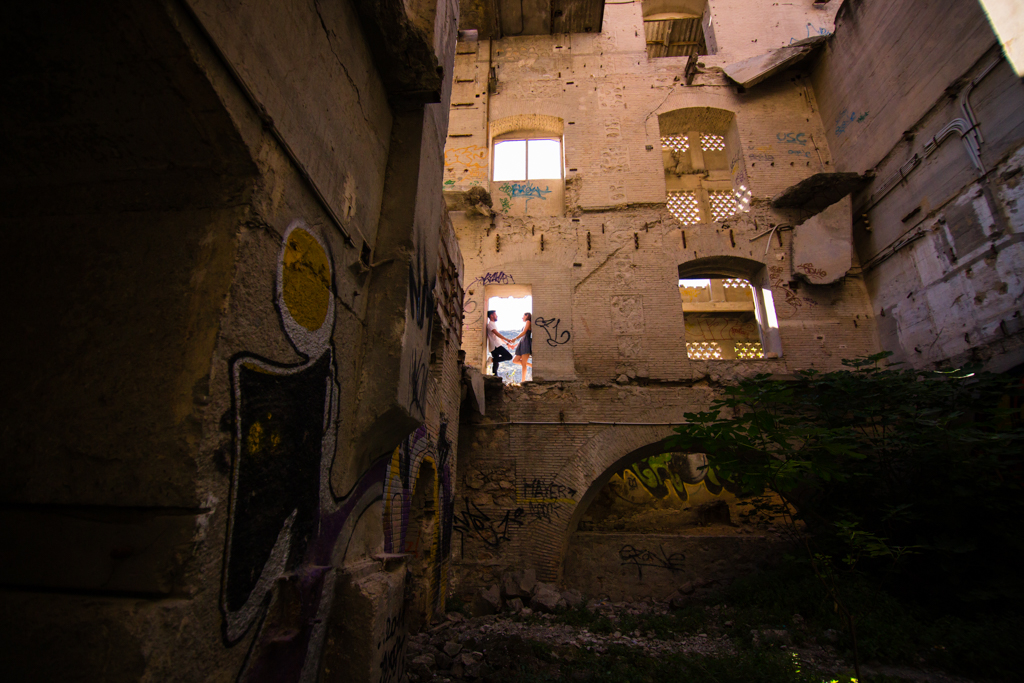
[
  {"left": 678, "top": 257, "right": 782, "bottom": 360},
  {"left": 659, "top": 108, "right": 751, "bottom": 225},
  {"left": 490, "top": 115, "right": 564, "bottom": 217}
]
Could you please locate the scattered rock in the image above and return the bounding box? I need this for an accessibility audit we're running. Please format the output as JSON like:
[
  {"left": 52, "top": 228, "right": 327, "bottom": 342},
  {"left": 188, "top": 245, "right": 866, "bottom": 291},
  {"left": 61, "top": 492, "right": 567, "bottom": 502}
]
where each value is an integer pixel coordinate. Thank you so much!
[
  {"left": 560, "top": 588, "right": 584, "bottom": 608},
  {"left": 474, "top": 585, "right": 502, "bottom": 616},
  {"left": 411, "top": 651, "right": 436, "bottom": 667},
  {"left": 530, "top": 584, "right": 564, "bottom": 613},
  {"left": 616, "top": 374, "right": 629, "bottom": 384},
  {"left": 501, "top": 572, "right": 521, "bottom": 599},
  {"left": 506, "top": 597, "right": 524, "bottom": 613},
  {"left": 519, "top": 568, "right": 537, "bottom": 596},
  {"left": 446, "top": 612, "right": 465, "bottom": 623},
  {"left": 443, "top": 641, "right": 463, "bottom": 657}
]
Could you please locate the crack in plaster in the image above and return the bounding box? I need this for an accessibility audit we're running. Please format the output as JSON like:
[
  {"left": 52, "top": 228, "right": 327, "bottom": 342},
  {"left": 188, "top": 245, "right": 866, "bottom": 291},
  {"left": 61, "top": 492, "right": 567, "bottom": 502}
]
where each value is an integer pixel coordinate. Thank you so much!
[
  {"left": 574, "top": 245, "right": 626, "bottom": 292},
  {"left": 314, "top": 0, "right": 372, "bottom": 127}
]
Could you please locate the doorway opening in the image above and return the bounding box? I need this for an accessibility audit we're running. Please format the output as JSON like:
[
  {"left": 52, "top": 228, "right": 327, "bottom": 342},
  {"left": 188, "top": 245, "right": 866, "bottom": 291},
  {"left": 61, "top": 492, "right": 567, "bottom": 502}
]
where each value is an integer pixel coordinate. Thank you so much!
[{"left": 485, "top": 287, "right": 532, "bottom": 384}]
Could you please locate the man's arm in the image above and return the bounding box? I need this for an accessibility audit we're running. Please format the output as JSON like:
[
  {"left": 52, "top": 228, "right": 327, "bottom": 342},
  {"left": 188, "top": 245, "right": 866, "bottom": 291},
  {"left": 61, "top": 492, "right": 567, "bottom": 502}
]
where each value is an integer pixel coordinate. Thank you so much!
[{"left": 489, "top": 327, "right": 512, "bottom": 344}]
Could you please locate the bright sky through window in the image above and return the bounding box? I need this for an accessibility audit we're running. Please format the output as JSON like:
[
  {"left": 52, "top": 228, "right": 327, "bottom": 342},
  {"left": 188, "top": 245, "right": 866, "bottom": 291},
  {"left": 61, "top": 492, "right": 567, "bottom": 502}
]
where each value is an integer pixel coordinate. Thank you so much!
[
  {"left": 487, "top": 295, "right": 532, "bottom": 327},
  {"left": 493, "top": 139, "right": 561, "bottom": 181}
]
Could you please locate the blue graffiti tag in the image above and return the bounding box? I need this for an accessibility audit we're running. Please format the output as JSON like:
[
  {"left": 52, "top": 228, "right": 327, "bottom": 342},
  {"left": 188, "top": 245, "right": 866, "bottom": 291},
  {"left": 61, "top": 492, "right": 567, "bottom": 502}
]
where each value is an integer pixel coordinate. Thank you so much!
[
  {"left": 835, "top": 109, "right": 869, "bottom": 136},
  {"left": 776, "top": 132, "right": 807, "bottom": 146},
  {"left": 790, "top": 23, "right": 831, "bottom": 44},
  {"left": 499, "top": 181, "right": 552, "bottom": 210}
]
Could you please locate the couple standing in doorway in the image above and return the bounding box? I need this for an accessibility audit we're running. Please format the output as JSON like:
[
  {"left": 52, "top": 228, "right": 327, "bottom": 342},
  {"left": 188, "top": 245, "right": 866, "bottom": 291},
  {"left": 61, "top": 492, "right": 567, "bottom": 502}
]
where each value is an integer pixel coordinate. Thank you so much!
[{"left": 486, "top": 310, "right": 532, "bottom": 383}]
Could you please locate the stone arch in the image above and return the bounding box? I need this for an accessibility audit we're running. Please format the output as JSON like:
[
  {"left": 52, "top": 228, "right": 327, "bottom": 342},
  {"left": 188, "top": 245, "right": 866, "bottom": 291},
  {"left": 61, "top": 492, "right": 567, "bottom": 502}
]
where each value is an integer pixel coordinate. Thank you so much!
[
  {"left": 523, "top": 424, "right": 681, "bottom": 581},
  {"left": 657, "top": 106, "right": 736, "bottom": 138},
  {"left": 489, "top": 114, "right": 564, "bottom": 140}
]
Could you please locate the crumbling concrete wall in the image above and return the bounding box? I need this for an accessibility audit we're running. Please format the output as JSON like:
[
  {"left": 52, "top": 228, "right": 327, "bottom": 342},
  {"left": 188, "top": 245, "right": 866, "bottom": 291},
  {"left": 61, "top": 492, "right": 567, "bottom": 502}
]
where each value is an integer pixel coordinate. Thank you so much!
[
  {"left": 811, "top": 0, "right": 1024, "bottom": 369},
  {"left": 0, "top": 1, "right": 463, "bottom": 681},
  {"left": 446, "top": 1, "right": 879, "bottom": 595}
]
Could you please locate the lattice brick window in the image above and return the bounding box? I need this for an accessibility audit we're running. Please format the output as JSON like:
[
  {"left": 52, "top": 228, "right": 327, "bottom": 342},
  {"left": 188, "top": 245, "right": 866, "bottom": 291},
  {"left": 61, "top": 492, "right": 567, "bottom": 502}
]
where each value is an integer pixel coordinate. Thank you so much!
[
  {"left": 667, "top": 191, "right": 701, "bottom": 225},
  {"left": 735, "top": 341, "right": 765, "bottom": 359},
  {"left": 722, "top": 278, "right": 751, "bottom": 289},
  {"left": 701, "top": 134, "right": 726, "bottom": 152},
  {"left": 661, "top": 135, "right": 690, "bottom": 153},
  {"left": 687, "top": 341, "right": 723, "bottom": 360},
  {"left": 708, "top": 190, "right": 740, "bottom": 222}
]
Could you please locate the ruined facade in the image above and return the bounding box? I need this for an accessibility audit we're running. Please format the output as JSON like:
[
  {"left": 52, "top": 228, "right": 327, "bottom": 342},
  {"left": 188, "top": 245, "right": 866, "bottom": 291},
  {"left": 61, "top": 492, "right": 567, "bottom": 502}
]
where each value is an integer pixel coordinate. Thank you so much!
[
  {"left": 447, "top": 0, "right": 1024, "bottom": 601},
  {"left": 2, "top": 1, "right": 466, "bottom": 681},
  {"left": 1, "top": 0, "right": 1022, "bottom": 680}
]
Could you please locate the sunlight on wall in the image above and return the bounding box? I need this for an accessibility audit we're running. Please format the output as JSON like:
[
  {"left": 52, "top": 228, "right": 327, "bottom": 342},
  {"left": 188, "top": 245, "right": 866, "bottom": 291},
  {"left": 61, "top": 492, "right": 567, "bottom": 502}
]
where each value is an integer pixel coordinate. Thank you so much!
[{"left": 978, "top": 0, "right": 1024, "bottom": 75}]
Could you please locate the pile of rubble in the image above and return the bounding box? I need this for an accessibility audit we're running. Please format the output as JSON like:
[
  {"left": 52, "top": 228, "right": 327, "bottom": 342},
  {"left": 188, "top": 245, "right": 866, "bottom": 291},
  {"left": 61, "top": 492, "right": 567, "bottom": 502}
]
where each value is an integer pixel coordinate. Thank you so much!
[
  {"left": 405, "top": 601, "right": 736, "bottom": 682},
  {"left": 469, "top": 568, "right": 581, "bottom": 616}
]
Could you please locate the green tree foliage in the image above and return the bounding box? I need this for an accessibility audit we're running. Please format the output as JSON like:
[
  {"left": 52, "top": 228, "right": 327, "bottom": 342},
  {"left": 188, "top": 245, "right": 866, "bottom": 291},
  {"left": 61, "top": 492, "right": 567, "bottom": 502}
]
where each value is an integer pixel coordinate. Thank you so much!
[{"left": 668, "top": 353, "right": 1024, "bottom": 610}]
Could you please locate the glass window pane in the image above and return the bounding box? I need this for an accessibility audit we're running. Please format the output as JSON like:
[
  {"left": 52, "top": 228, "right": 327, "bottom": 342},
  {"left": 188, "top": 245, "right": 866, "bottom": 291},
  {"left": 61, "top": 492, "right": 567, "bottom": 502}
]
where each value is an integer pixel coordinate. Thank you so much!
[
  {"left": 527, "top": 139, "right": 562, "bottom": 180},
  {"left": 493, "top": 140, "right": 526, "bottom": 180}
]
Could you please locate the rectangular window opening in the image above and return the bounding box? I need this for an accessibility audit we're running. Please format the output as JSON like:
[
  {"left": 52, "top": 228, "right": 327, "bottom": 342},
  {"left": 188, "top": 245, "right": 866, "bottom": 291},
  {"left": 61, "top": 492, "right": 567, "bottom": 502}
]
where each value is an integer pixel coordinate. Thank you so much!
[
  {"left": 681, "top": 277, "right": 769, "bottom": 360},
  {"left": 484, "top": 287, "right": 533, "bottom": 384},
  {"left": 493, "top": 138, "right": 563, "bottom": 181}
]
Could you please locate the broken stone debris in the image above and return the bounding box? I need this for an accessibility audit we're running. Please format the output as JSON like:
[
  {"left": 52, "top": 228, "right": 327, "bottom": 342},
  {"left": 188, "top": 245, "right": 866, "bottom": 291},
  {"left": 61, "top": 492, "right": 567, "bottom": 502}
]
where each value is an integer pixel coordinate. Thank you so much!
[{"left": 404, "top": 597, "right": 853, "bottom": 682}]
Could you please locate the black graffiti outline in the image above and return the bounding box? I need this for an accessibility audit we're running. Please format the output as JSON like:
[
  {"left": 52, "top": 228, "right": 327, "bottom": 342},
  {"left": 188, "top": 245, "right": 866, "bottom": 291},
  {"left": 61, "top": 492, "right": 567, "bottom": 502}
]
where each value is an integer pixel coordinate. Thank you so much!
[
  {"left": 408, "top": 242, "right": 436, "bottom": 332},
  {"left": 452, "top": 497, "right": 523, "bottom": 553},
  {"left": 619, "top": 544, "right": 686, "bottom": 580},
  {"left": 408, "top": 348, "right": 428, "bottom": 417},
  {"left": 534, "top": 317, "right": 571, "bottom": 347},
  {"left": 378, "top": 601, "right": 407, "bottom": 683},
  {"left": 522, "top": 478, "right": 577, "bottom": 500}
]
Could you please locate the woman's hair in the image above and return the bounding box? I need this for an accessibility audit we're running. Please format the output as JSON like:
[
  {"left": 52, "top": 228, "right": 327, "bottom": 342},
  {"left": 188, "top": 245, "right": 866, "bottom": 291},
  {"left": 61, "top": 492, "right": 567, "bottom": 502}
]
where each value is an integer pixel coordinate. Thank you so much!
[{"left": 523, "top": 312, "right": 532, "bottom": 321}]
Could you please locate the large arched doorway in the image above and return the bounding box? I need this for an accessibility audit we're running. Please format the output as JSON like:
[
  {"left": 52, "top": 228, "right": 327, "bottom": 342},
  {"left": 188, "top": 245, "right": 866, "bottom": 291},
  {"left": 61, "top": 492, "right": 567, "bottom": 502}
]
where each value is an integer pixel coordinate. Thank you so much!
[{"left": 560, "top": 441, "right": 786, "bottom": 601}]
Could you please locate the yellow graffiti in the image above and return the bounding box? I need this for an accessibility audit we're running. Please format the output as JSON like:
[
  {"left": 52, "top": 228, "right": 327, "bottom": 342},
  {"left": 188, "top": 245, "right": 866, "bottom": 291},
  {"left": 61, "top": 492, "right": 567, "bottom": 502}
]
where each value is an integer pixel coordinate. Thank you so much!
[
  {"left": 444, "top": 145, "right": 487, "bottom": 172},
  {"left": 281, "top": 228, "right": 331, "bottom": 332},
  {"left": 246, "top": 421, "right": 264, "bottom": 456},
  {"left": 245, "top": 416, "right": 280, "bottom": 458}
]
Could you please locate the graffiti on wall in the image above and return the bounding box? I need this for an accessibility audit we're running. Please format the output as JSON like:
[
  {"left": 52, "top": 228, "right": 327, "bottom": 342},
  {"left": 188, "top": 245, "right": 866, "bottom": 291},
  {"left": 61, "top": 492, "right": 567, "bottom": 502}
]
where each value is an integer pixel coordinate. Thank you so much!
[
  {"left": 776, "top": 132, "right": 813, "bottom": 159},
  {"left": 462, "top": 293, "right": 482, "bottom": 326},
  {"left": 444, "top": 145, "right": 487, "bottom": 177},
  {"left": 534, "top": 317, "right": 571, "bottom": 347},
  {"left": 382, "top": 423, "right": 455, "bottom": 618},
  {"left": 378, "top": 601, "right": 407, "bottom": 683},
  {"left": 613, "top": 452, "right": 735, "bottom": 503},
  {"left": 221, "top": 221, "right": 456, "bottom": 682},
  {"left": 519, "top": 479, "right": 577, "bottom": 522},
  {"left": 498, "top": 181, "right": 551, "bottom": 211},
  {"left": 452, "top": 498, "right": 524, "bottom": 552},
  {"left": 619, "top": 544, "right": 686, "bottom": 580},
  {"left": 406, "top": 240, "right": 436, "bottom": 418},
  {"left": 835, "top": 109, "right": 869, "bottom": 136},
  {"left": 789, "top": 23, "right": 831, "bottom": 44},
  {"left": 469, "top": 271, "right": 516, "bottom": 287},
  {"left": 768, "top": 265, "right": 810, "bottom": 318},
  {"left": 223, "top": 221, "right": 399, "bottom": 682}
]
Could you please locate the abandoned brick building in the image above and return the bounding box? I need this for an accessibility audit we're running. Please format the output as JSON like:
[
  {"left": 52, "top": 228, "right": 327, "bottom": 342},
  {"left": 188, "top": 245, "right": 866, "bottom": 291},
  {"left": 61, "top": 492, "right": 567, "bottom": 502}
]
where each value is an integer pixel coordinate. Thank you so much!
[{"left": 1, "top": 0, "right": 1021, "bottom": 681}]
